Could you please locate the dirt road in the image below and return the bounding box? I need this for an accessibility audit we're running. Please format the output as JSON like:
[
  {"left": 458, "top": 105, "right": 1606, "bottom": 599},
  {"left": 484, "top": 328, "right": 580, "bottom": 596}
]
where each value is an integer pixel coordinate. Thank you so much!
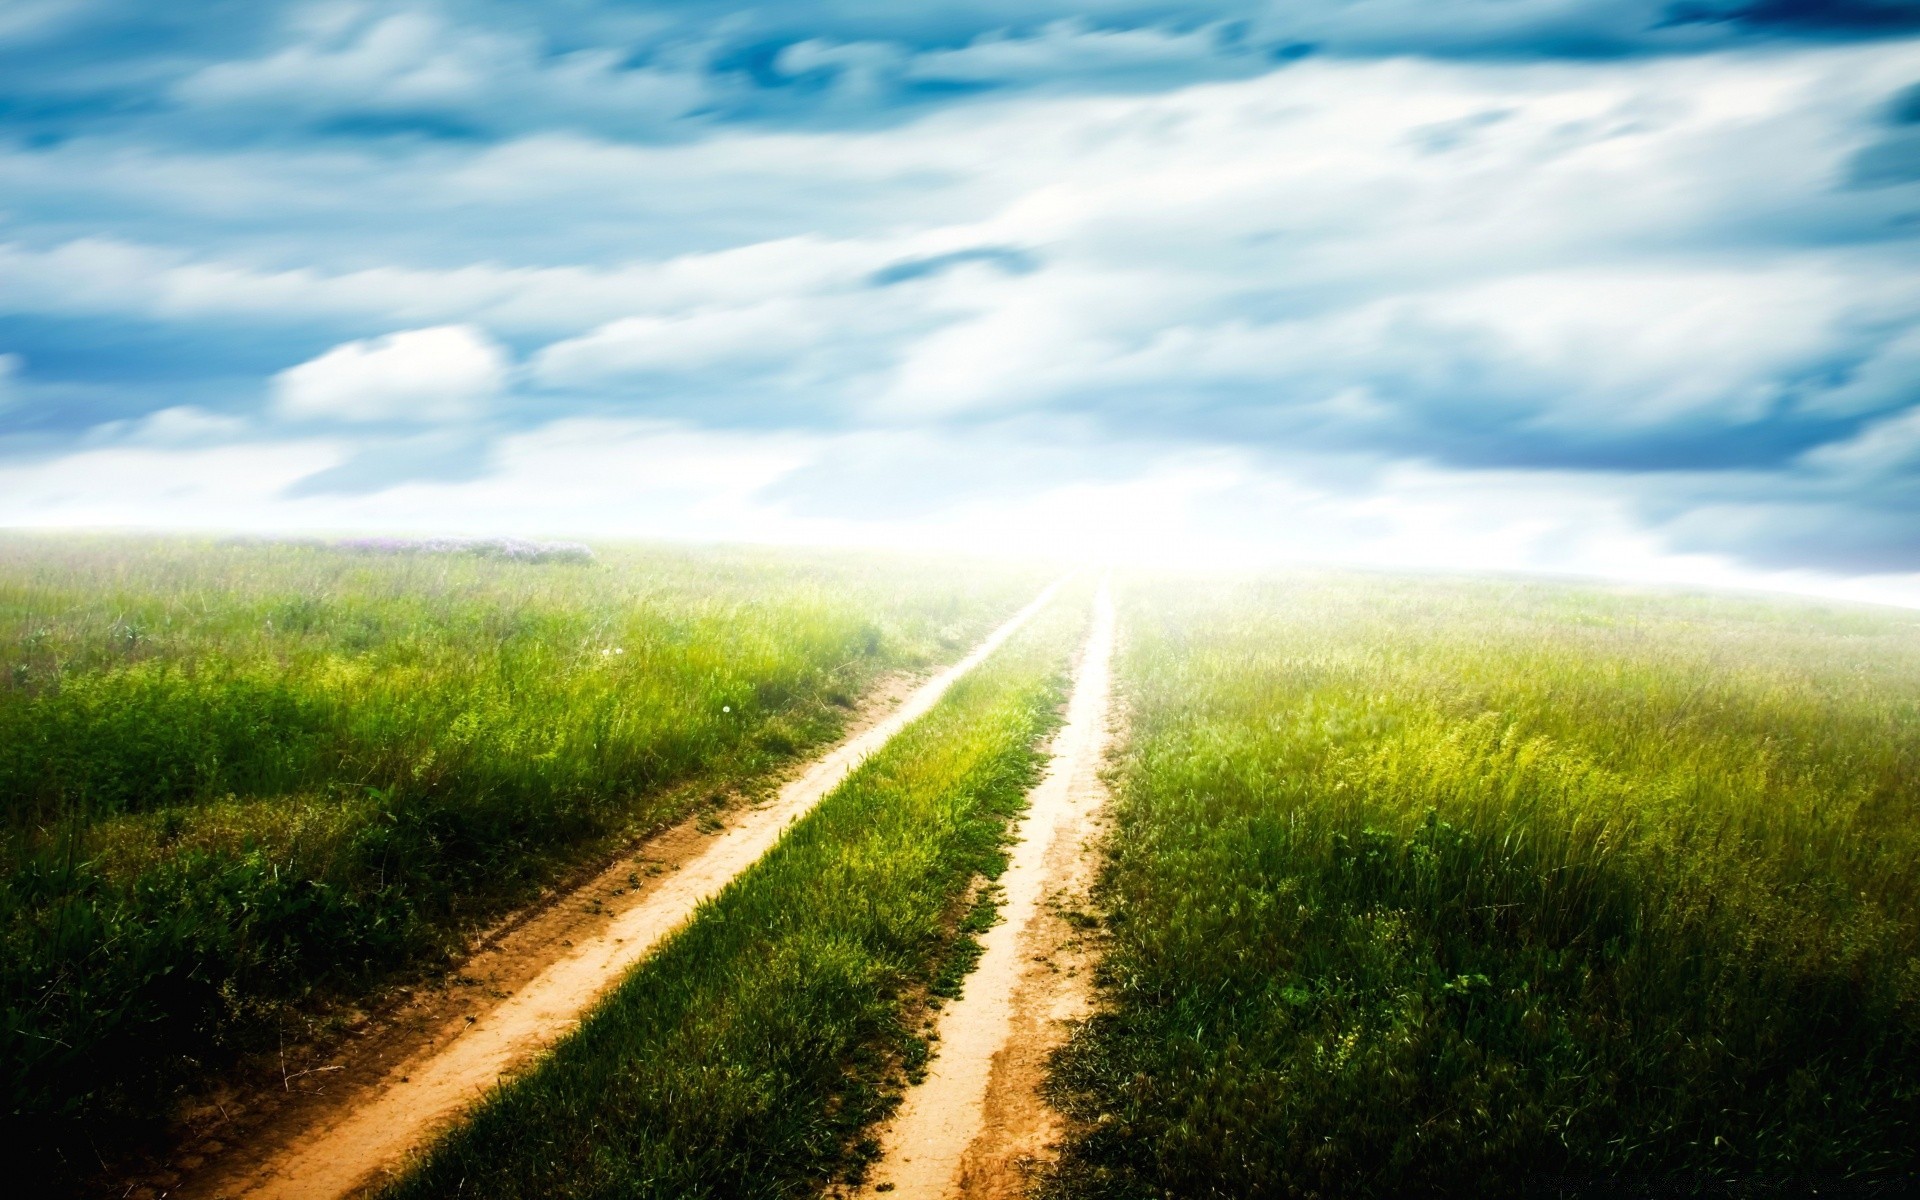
[
  {"left": 855, "top": 583, "right": 1114, "bottom": 1199},
  {"left": 198, "top": 581, "right": 1061, "bottom": 1200}
]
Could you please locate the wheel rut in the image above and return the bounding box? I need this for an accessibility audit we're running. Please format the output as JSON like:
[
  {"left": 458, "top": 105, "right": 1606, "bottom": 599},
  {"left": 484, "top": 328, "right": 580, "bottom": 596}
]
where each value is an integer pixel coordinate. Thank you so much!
[
  {"left": 183, "top": 581, "right": 1061, "bottom": 1200},
  {"left": 852, "top": 583, "right": 1115, "bottom": 1200}
]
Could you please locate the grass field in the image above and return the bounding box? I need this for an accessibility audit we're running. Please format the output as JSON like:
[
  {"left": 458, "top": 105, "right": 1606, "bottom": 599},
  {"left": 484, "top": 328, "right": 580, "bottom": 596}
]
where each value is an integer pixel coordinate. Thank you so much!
[
  {"left": 382, "top": 583, "right": 1086, "bottom": 1199},
  {"left": 13, "top": 536, "right": 1920, "bottom": 1199},
  {"left": 0, "top": 534, "right": 1038, "bottom": 1146},
  {"left": 1047, "top": 574, "right": 1920, "bottom": 1197}
]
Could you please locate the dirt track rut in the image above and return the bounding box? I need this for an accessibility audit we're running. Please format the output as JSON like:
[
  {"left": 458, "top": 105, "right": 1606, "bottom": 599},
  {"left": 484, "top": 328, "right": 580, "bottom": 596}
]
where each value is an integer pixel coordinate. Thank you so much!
[
  {"left": 855, "top": 583, "right": 1114, "bottom": 1199},
  {"left": 206, "top": 581, "right": 1061, "bottom": 1200}
]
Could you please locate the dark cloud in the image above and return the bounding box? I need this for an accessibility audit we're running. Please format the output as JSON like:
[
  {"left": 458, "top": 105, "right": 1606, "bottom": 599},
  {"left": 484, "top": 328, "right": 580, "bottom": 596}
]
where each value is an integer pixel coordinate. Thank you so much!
[
  {"left": 1892, "top": 79, "right": 1920, "bottom": 120},
  {"left": 2, "top": 1, "right": 1916, "bottom": 153},
  {"left": 1674, "top": 0, "right": 1920, "bottom": 33},
  {"left": 1851, "top": 129, "right": 1920, "bottom": 183}
]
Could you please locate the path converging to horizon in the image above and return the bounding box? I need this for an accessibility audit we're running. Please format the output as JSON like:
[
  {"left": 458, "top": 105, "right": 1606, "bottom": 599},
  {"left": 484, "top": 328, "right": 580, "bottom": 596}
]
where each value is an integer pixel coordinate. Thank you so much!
[{"left": 216, "top": 581, "right": 1064, "bottom": 1200}]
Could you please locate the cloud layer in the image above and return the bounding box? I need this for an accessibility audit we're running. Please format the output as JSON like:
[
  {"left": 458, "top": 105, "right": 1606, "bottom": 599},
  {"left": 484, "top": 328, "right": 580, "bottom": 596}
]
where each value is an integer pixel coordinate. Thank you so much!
[
  {"left": 275, "top": 325, "right": 507, "bottom": 423},
  {"left": 1, "top": 3, "right": 1919, "bottom": 599}
]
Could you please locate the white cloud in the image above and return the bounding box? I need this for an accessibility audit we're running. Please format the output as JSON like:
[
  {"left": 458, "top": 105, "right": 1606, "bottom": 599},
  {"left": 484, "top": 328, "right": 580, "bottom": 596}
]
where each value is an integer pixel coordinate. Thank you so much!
[
  {"left": 533, "top": 301, "right": 834, "bottom": 384},
  {"left": 87, "top": 405, "right": 250, "bottom": 445},
  {"left": 6, "top": 35, "right": 1920, "bottom": 582},
  {"left": 901, "top": 20, "right": 1244, "bottom": 86},
  {"left": 8, "top": 44, "right": 1914, "bottom": 347},
  {"left": 273, "top": 325, "right": 507, "bottom": 423},
  {"left": 0, "top": 233, "right": 921, "bottom": 338},
  {"left": 173, "top": 10, "right": 706, "bottom": 134},
  {"left": 0, "top": 439, "right": 342, "bottom": 528},
  {"left": 177, "top": 13, "right": 494, "bottom": 113},
  {"left": 1417, "top": 268, "right": 1843, "bottom": 429}
]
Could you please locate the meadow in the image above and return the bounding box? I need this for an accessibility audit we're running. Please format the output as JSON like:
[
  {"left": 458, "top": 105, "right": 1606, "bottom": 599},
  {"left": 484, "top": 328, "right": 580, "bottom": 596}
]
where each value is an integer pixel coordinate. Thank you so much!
[
  {"left": 14, "top": 538, "right": 1920, "bottom": 1199},
  {"left": 0, "top": 534, "right": 1037, "bottom": 1151},
  {"left": 1047, "top": 574, "right": 1920, "bottom": 1197},
  {"left": 383, "top": 582, "right": 1087, "bottom": 1199}
]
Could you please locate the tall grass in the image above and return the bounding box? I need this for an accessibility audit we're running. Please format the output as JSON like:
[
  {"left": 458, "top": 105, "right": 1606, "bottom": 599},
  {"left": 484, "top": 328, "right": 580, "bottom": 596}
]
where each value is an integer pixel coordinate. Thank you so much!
[
  {"left": 0, "top": 534, "right": 1037, "bottom": 1147},
  {"left": 1048, "top": 573, "right": 1920, "bottom": 1197},
  {"left": 383, "top": 586, "right": 1086, "bottom": 1199}
]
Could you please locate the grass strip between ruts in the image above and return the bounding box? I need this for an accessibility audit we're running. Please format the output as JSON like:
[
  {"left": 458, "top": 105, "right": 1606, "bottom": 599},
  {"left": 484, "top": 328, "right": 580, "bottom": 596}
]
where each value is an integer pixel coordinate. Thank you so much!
[{"left": 382, "top": 589, "right": 1085, "bottom": 1200}]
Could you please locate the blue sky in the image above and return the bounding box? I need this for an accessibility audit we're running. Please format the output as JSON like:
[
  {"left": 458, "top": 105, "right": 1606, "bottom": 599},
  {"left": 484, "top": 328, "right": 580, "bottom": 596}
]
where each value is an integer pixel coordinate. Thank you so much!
[{"left": 3, "top": 1, "right": 1920, "bottom": 601}]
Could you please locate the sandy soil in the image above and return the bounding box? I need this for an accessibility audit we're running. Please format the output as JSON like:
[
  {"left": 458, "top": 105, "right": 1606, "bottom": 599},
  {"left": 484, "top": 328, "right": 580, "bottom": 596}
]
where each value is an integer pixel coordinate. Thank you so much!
[
  {"left": 853, "top": 583, "right": 1114, "bottom": 1200},
  {"left": 156, "top": 581, "right": 1060, "bottom": 1200}
]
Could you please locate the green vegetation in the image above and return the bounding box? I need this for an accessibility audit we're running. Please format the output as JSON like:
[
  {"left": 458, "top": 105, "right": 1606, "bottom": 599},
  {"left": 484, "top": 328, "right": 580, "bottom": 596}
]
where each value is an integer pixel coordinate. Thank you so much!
[
  {"left": 1049, "top": 574, "right": 1920, "bottom": 1197},
  {"left": 0, "top": 534, "right": 1036, "bottom": 1142},
  {"left": 19, "top": 541, "right": 1919, "bottom": 1196},
  {"left": 384, "top": 587, "right": 1084, "bottom": 1200}
]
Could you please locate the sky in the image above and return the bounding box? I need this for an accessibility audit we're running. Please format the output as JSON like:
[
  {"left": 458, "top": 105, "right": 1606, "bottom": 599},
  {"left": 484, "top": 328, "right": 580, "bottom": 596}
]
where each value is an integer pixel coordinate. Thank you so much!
[{"left": 2, "top": 2, "right": 1920, "bottom": 603}]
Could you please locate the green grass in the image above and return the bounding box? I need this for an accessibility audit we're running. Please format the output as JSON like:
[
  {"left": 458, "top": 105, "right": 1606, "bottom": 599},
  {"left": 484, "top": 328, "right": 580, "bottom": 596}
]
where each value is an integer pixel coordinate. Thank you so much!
[
  {"left": 0, "top": 534, "right": 1039, "bottom": 1149},
  {"left": 382, "top": 586, "right": 1086, "bottom": 1200},
  {"left": 1047, "top": 573, "right": 1920, "bottom": 1198}
]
